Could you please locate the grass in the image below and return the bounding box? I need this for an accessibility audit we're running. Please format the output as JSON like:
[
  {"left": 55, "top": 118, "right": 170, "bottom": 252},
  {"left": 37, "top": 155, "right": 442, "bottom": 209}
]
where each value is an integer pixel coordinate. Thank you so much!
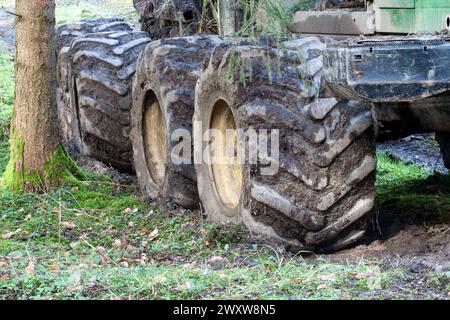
[
  {"left": 0, "top": 0, "right": 138, "bottom": 25},
  {"left": 376, "top": 152, "right": 450, "bottom": 224},
  {"left": 289, "top": 1, "right": 319, "bottom": 12},
  {"left": 0, "top": 45, "right": 13, "bottom": 174},
  {"left": 55, "top": 0, "right": 138, "bottom": 25},
  {"left": 0, "top": 178, "right": 405, "bottom": 299},
  {"left": 0, "top": 46, "right": 14, "bottom": 141}
]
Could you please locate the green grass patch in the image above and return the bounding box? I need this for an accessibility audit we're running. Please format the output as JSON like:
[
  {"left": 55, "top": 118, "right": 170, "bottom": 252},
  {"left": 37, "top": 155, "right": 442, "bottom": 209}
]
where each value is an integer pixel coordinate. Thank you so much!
[
  {"left": 0, "top": 141, "right": 9, "bottom": 176},
  {"left": 0, "top": 160, "right": 408, "bottom": 299},
  {"left": 376, "top": 152, "right": 450, "bottom": 223},
  {"left": 55, "top": 0, "right": 138, "bottom": 25},
  {"left": 0, "top": 47, "right": 14, "bottom": 141},
  {"left": 0, "top": 47, "right": 13, "bottom": 176}
]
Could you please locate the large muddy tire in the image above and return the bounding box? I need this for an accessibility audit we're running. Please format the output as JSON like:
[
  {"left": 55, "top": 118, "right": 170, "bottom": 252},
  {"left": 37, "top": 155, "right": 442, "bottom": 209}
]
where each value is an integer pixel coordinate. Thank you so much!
[
  {"left": 131, "top": 35, "right": 224, "bottom": 208},
  {"left": 193, "top": 38, "right": 377, "bottom": 252},
  {"left": 68, "top": 31, "right": 151, "bottom": 169},
  {"left": 436, "top": 133, "right": 450, "bottom": 169},
  {"left": 56, "top": 19, "right": 132, "bottom": 144}
]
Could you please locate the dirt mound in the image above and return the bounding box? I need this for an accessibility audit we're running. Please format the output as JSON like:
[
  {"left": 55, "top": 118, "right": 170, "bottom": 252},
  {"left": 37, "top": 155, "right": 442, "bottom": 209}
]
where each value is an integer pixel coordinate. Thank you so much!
[{"left": 328, "top": 220, "right": 450, "bottom": 272}]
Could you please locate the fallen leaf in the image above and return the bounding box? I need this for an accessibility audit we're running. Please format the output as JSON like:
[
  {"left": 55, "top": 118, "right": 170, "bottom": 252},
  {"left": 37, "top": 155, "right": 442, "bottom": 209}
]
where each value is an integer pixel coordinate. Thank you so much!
[
  {"left": 140, "top": 253, "right": 148, "bottom": 261},
  {"left": 318, "top": 274, "right": 337, "bottom": 282},
  {"left": 49, "top": 261, "right": 60, "bottom": 272},
  {"left": 2, "top": 228, "right": 21, "bottom": 239},
  {"left": 128, "top": 221, "right": 135, "bottom": 227},
  {"left": 317, "top": 283, "right": 328, "bottom": 290},
  {"left": 2, "top": 230, "right": 13, "bottom": 239},
  {"left": 123, "top": 208, "right": 138, "bottom": 214},
  {"left": 207, "top": 256, "right": 224, "bottom": 265},
  {"left": 25, "top": 260, "right": 35, "bottom": 278},
  {"left": 177, "top": 281, "right": 192, "bottom": 290},
  {"left": 0, "top": 261, "right": 7, "bottom": 267},
  {"left": 113, "top": 239, "right": 122, "bottom": 248},
  {"left": 183, "top": 262, "right": 196, "bottom": 269},
  {"left": 119, "top": 261, "right": 129, "bottom": 268},
  {"left": 148, "top": 228, "right": 159, "bottom": 241},
  {"left": 153, "top": 275, "right": 167, "bottom": 284},
  {"left": 0, "top": 276, "right": 10, "bottom": 281},
  {"left": 24, "top": 214, "right": 32, "bottom": 221},
  {"left": 341, "top": 292, "right": 351, "bottom": 299},
  {"left": 354, "top": 272, "right": 374, "bottom": 280},
  {"left": 126, "top": 245, "right": 137, "bottom": 252},
  {"left": 135, "top": 259, "right": 146, "bottom": 266},
  {"left": 61, "top": 221, "right": 77, "bottom": 229}
]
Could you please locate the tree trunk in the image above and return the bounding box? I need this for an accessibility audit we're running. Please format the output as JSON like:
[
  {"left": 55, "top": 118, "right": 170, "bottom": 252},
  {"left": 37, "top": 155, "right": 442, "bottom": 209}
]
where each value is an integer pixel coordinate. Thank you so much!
[{"left": 4, "top": 0, "right": 81, "bottom": 192}]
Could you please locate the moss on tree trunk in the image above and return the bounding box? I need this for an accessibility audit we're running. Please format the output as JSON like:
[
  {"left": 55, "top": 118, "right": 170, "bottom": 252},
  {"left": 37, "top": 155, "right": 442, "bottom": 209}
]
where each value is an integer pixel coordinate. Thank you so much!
[{"left": 3, "top": 134, "right": 87, "bottom": 192}]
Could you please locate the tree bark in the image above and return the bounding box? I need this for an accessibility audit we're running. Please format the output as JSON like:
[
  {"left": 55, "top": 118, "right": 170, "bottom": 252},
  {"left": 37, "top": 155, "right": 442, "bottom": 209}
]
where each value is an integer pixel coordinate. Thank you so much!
[{"left": 4, "top": 0, "right": 79, "bottom": 192}]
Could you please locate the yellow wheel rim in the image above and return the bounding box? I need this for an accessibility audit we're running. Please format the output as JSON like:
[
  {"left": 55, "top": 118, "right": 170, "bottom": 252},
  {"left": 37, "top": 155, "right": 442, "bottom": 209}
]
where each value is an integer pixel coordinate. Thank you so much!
[
  {"left": 143, "top": 95, "right": 167, "bottom": 186},
  {"left": 209, "top": 100, "right": 243, "bottom": 209}
]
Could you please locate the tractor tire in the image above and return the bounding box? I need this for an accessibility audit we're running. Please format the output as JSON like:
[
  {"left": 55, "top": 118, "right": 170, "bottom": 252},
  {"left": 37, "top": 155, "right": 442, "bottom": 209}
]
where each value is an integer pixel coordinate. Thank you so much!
[
  {"left": 68, "top": 31, "right": 151, "bottom": 170},
  {"left": 56, "top": 19, "right": 133, "bottom": 145},
  {"left": 193, "top": 38, "right": 377, "bottom": 252},
  {"left": 436, "top": 133, "right": 450, "bottom": 169},
  {"left": 56, "top": 18, "right": 133, "bottom": 50},
  {"left": 131, "top": 35, "right": 225, "bottom": 208}
]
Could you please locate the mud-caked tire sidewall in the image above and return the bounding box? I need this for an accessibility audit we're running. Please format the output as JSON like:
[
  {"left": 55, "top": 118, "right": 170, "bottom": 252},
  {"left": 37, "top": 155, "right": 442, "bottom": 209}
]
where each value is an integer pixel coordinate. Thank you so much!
[
  {"left": 193, "top": 78, "right": 247, "bottom": 223},
  {"left": 131, "top": 67, "right": 171, "bottom": 201}
]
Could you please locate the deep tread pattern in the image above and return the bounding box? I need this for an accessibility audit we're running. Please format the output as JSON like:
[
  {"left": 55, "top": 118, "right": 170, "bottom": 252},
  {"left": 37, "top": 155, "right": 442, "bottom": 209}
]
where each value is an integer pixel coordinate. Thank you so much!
[
  {"left": 68, "top": 31, "right": 151, "bottom": 169},
  {"left": 56, "top": 19, "right": 132, "bottom": 50},
  {"left": 194, "top": 37, "right": 376, "bottom": 252},
  {"left": 56, "top": 19, "right": 132, "bottom": 145},
  {"left": 131, "top": 35, "right": 225, "bottom": 208}
]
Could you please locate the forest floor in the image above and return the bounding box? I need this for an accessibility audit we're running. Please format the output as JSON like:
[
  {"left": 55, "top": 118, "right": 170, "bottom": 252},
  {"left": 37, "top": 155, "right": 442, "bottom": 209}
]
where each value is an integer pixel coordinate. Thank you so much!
[{"left": 1, "top": 0, "right": 450, "bottom": 300}]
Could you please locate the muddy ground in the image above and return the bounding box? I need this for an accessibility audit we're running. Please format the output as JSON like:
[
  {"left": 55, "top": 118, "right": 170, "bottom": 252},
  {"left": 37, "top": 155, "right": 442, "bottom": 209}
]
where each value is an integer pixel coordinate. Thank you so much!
[{"left": 1, "top": 0, "right": 450, "bottom": 299}]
